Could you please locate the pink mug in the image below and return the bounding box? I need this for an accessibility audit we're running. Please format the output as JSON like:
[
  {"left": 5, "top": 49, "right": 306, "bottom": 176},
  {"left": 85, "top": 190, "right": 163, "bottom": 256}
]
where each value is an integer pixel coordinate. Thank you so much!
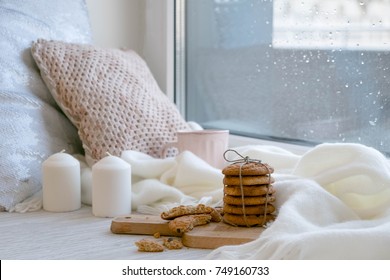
[{"left": 161, "top": 130, "right": 229, "bottom": 169}]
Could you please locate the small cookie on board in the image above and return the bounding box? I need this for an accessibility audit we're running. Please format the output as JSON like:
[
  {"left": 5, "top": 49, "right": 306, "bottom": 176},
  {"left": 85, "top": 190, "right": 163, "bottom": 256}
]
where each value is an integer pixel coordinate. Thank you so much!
[
  {"left": 168, "top": 214, "right": 212, "bottom": 234},
  {"left": 161, "top": 204, "right": 222, "bottom": 222}
]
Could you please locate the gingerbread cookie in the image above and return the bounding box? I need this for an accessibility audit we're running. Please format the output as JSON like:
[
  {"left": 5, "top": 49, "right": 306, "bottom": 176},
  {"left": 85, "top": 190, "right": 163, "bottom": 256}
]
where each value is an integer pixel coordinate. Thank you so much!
[
  {"left": 168, "top": 214, "right": 212, "bottom": 234},
  {"left": 223, "top": 194, "right": 275, "bottom": 205},
  {"left": 222, "top": 162, "right": 274, "bottom": 176},
  {"left": 224, "top": 185, "right": 275, "bottom": 197},
  {"left": 223, "top": 175, "right": 274, "bottom": 186},
  {"left": 223, "top": 203, "right": 276, "bottom": 215},
  {"left": 161, "top": 204, "right": 222, "bottom": 222},
  {"left": 223, "top": 213, "right": 276, "bottom": 227}
]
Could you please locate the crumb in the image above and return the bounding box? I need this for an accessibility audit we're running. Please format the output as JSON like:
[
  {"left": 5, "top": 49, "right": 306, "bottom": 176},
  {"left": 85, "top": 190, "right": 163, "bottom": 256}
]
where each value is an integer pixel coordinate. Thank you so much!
[
  {"left": 153, "top": 232, "right": 161, "bottom": 238},
  {"left": 163, "top": 237, "right": 183, "bottom": 250},
  {"left": 135, "top": 238, "right": 164, "bottom": 252}
]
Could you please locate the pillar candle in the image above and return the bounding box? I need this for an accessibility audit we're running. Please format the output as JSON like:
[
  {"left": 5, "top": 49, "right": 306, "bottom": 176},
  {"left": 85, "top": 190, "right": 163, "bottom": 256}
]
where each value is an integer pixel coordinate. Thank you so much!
[
  {"left": 92, "top": 154, "right": 132, "bottom": 217},
  {"left": 42, "top": 151, "right": 81, "bottom": 212}
]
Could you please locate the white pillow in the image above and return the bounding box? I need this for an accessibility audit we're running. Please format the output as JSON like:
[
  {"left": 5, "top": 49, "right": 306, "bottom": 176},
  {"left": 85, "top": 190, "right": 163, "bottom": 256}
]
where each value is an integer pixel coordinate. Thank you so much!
[{"left": 0, "top": 0, "right": 92, "bottom": 211}]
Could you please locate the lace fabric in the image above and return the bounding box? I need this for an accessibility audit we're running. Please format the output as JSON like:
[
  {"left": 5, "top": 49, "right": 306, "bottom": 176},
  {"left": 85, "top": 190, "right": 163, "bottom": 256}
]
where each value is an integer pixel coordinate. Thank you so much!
[{"left": 0, "top": 0, "right": 92, "bottom": 211}]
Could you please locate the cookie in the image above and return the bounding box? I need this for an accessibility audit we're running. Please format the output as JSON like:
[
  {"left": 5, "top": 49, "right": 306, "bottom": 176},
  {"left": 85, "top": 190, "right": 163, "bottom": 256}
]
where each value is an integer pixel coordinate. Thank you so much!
[
  {"left": 168, "top": 214, "right": 212, "bottom": 234},
  {"left": 161, "top": 204, "right": 222, "bottom": 222},
  {"left": 224, "top": 185, "right": 275, "bottom": 197},
  {"left": 223, "top": 203, "right": 276, "bottom": 215},
  {"left": 223, "top": 213, "right": 276, "bottom": 227},
  {"left": 222, "top": 162, "right": 274, "bottom": 176},
  {"left": 163, "top": 237, "right": 183, "bottom": 250},
  {"left": 135, "top": 239, "right": 164, "bottom": 252},
  {"left": 223, "top": 194, "right": 275, "bottom": 205},
  {"left": 223, "top": 175, "right": 274, "bottom": 186}
]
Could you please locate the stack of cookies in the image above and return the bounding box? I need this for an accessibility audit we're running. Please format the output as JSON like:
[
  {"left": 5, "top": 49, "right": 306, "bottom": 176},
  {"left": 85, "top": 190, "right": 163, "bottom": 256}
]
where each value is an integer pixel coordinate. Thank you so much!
[{"left": 222, "top": 161, "right": 276, "bottom": 227}]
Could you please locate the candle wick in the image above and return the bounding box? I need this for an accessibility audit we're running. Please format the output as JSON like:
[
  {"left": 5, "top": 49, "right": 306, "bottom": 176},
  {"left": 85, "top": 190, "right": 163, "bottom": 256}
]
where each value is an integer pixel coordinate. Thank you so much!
[
  {"left": 60, "top": 149, "right": 66, "bottom": 153},
  {"left": 106, "top": 152, "right": 112, "bottom": 156}
]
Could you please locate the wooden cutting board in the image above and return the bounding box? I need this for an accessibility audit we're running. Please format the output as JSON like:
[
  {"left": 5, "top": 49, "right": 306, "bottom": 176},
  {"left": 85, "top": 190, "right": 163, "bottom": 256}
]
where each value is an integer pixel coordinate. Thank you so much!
[{"left": 111, "top": 215, "right": 265, "bottom": 249}]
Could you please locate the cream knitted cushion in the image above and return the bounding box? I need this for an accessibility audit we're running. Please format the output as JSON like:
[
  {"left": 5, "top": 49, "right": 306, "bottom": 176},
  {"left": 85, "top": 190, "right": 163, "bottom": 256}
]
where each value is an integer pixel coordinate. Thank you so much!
[{"left": 31, "top": 39, "right": 190, "bottom": 164}]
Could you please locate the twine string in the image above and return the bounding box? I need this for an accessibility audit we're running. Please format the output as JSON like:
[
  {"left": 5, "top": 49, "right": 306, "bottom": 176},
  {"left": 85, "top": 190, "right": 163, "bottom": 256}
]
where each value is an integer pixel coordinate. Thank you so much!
[
  {"left": 223, "top": 149, "right": 262, "bottom": 165},
  {"left": 223, "top": 149, "right": 271, "bottom": 228}
]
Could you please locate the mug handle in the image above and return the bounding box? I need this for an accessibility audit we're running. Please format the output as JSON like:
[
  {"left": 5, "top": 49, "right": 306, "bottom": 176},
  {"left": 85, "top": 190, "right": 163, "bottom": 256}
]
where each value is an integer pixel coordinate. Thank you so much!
[{"left": 161, "top": 142, "right": 178, "bottom": 158}]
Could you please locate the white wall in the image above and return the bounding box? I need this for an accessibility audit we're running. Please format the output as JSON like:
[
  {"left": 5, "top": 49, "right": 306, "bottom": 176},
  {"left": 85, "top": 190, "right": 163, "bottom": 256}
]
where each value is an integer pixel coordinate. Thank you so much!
[
  {"left": 85, "top": 0, "right": 145, "bottom": 52},
  {"left": 85, "top": 0, "right": 173, "bottom": 97}
]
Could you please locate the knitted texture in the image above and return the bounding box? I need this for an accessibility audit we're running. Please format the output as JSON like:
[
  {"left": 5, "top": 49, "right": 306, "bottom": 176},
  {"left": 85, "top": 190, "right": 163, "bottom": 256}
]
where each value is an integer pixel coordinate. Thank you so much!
[{"left": 31, "top": 39, "right": 190, "bottom": 164}]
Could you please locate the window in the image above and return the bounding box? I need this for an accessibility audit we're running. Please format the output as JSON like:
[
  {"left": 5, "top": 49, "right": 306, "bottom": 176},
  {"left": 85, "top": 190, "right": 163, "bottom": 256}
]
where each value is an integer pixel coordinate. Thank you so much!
[{"left": 175, "top": 0, "right": 390, "bottom": 155}]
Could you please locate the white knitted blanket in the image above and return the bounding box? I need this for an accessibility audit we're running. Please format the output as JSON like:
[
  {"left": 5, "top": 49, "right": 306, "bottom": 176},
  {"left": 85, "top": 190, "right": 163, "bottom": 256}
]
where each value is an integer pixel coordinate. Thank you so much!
[{"left": 14, "top": 143, "right": 390, "bottom": 259}]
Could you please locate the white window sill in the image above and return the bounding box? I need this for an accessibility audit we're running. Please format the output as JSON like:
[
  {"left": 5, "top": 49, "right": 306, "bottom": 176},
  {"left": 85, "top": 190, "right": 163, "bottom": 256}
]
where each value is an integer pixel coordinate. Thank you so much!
[
  {"left": 229, "top": 133, "right": 390, "bottom": 163},
  {"left": 228, "top": 133, "right": 310, "bottom": 156}
]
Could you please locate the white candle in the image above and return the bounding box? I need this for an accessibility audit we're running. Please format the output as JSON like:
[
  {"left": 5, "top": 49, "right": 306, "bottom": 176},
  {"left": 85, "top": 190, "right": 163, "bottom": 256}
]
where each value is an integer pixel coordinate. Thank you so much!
[
  {"left": 92, "top": 154, "right": 132, "bottom": 217},
  {"left": 42, "top": 151, "right": 81, "bottom": 212}
]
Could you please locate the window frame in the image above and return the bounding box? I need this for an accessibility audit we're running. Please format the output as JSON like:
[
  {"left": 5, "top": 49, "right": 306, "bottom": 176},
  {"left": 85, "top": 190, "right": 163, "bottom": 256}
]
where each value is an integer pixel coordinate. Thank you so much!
[
  {"left": 172, "top": 0, "right": 312, "bottom": 154},
  {"left": 174, "top": 0, "right": 186, "bottom": 116},
  {"left": 170, "top": 0, "right": 390, "bottom": 157}
]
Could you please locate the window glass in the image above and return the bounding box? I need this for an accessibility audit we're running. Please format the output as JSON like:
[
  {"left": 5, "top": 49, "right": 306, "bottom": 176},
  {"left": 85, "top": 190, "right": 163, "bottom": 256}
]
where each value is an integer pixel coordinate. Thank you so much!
[{"left": 183, "top": 0, "right": 390, "bottom": 154}]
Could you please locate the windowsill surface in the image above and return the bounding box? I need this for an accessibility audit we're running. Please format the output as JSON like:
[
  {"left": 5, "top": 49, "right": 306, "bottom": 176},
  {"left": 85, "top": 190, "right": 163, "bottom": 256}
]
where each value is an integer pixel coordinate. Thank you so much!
[
  {"left": 229, "top": 134, "right": 390, "bottom": 162},
  {"left": 228, "top": 134, "right": 312, "bottom": 156}
]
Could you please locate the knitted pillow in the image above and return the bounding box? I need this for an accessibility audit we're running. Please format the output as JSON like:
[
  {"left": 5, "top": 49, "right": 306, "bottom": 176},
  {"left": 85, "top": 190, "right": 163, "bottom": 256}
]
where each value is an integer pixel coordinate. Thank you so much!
[{"left": 31, "top": 39, "right": 191, "bottom": 165}]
